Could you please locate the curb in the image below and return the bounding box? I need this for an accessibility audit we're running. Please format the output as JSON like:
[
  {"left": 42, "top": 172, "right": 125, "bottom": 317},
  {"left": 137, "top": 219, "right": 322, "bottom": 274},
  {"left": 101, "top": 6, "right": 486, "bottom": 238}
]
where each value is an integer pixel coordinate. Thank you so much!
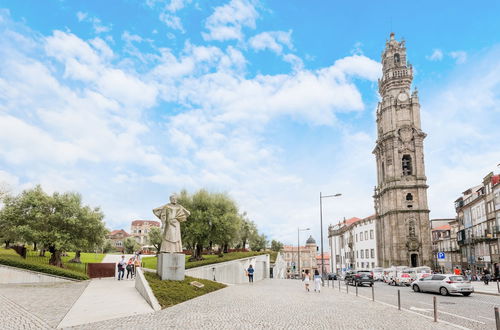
[
  {"left": 135, "top": 268, "right": 162, "bottom": 311},
  {"left": 474, "top": 290, "right": 500, "bottom": 296}
]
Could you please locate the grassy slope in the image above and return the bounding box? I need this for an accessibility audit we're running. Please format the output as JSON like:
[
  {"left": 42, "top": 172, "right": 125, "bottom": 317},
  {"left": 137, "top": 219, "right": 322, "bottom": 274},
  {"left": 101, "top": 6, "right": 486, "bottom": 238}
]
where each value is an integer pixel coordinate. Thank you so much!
[
  {"left": 144, "top": 272, "right": 226, "bottom": 308},
  {"left": 141, "top": 251, "right": 270, "bottom": 270}
]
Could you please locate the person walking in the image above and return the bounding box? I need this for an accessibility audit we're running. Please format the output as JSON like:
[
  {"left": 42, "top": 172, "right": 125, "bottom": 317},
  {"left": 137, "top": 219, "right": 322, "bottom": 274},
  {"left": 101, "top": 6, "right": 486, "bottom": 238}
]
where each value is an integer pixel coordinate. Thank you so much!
[
  {"left": 313, "top": 270, "right": 321, "bottom": 293},
  {"left": 134, "top": 256, "right": 141, "bottom": 277},
  {"left": 483, "top": 268, "right": 491, "bottom": 285},
  {"left": 247, "top": 264, "right": 254, "bottom": 283},
  {"left": 117, "top": 255, "right": 126, "bottom": 280},
  {"left": 453, "top": 266, "right": 461, "bottom": 275},
  {"left": 303, "top": 269, "right": 310, "bottom": 292},
  {"left": 126, "top": 257, "right": 134, "bottom": 279}
]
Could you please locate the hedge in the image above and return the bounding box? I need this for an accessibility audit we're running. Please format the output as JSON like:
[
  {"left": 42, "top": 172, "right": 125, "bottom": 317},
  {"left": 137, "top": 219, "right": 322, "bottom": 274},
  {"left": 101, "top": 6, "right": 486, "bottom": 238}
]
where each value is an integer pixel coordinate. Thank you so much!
[{"left": 0, "top": 256, "right": 89, "bottom": 280}]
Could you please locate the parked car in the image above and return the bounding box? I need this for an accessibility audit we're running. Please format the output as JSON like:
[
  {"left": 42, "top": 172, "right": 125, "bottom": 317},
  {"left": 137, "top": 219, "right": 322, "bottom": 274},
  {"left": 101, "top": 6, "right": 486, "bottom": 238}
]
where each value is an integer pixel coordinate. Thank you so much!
[
  {"left": 411, "top": 274, "right": 474, "bottom": 296},
  {"left": 327, "top": 273, "right": 337, "bottom": 280},
  {"left": 344, "top": 270, "right": 374, "bottom": 286},
  {"left": 391, "top": 270, "right": 413, "bottom": 286},
  {"left": 372, "top": 267, "right": 384, "bottom": 281}
]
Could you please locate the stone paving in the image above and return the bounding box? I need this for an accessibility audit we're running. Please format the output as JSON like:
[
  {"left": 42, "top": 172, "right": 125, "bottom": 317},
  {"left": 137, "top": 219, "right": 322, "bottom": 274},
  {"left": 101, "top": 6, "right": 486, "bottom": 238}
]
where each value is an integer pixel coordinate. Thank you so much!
[
  {"left": 71, "top": 279, "right": 456, "bottom": 330},
  {"left": 0, "top": 281, "right": 88, "bottom": 328},
  {"left": 0, "top": 293, "right": 52, "bottom": 329}
]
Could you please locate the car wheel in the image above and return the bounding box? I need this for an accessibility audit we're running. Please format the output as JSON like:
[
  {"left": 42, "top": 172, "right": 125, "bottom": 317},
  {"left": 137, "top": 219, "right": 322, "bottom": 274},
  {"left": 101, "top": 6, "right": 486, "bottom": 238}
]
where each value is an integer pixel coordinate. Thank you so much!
[
  {"left": 439, "top": 287, "right": 449, "bottom": 296},
  {"left": 462, "top": 292, "right": 471, "bottom": 297},
  {"left": 369, "top": 283, "right": 373, "bottom": 287},
  {"left": 412, "top": 285, "right": 420, "bottom": 292}
]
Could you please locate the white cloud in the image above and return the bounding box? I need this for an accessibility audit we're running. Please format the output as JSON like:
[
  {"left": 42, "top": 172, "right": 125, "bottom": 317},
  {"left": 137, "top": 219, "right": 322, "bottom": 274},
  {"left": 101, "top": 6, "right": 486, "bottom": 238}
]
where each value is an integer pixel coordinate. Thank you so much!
[
  {"left": 75, "top": 11, "right": 111, "bottom": 34},
  {"left": 426, "top": 49, "right": 443, "bottom": 61},
  {"left": 166, "top": 0, "right": 191, "bottom": 12},
  {"left": 203, "top": 0, "right": 259, "bottom": 41},
  {"left": 248, "top": 30, "right": 292, "bottom": 54},
  {"left": 450, "top": 50, "right": 467, "bottom": 64},
  {"left": 159, "top": 12, "right": 185, "bottom": 32}
]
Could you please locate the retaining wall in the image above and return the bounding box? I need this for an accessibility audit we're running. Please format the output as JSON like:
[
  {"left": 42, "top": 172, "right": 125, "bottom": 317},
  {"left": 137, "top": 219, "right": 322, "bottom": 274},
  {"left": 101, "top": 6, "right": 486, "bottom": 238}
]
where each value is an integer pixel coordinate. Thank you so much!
[{"left": 0, "top": 264, "right": 72, "bottom": 284}]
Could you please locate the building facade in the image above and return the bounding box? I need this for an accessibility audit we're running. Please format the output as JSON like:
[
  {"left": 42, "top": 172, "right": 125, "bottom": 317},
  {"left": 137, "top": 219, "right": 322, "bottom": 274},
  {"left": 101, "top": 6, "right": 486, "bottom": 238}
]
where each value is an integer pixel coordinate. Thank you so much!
[
  {"left": 431, "top": 219, "right": 460, "bottom": 273},
  {"left": 282, "top": 235, "right": 317, "bottom": 278},
  {"left": 328, "top": 215, "right": 378, "bottom": 274},
  {"left": 373, "top": 33, "right": 432, "bottom": 268},
  {"left": 130, "top": 220, "right": 160, "bottom": 247},
  {"left": 107, "top": 229, "right": 130, "bottom": 252},
  {"left": 455, "top": 173, "right": 500, "bottom": 275}
]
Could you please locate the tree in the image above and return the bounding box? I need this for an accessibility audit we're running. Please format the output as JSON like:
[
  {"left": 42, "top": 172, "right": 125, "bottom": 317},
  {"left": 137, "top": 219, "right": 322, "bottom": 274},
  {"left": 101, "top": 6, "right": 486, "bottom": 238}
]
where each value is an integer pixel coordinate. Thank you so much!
[
  {"left": 270, "top": 240, "right": 284, "bottom": 252},
  {"left": 249, "top": 233, "right": 267, "bottom": 252},
  {"left": 148, "top": 226, "right": 162, "bottom": 254},
  {"left": 102, "top": 239, "right": 114, "bottom": 253},
  {"left": 0, "top": 185, "right": 107, "bottom": 267},
  {"left": 236, "top": 214, "right": 258, "bottom": 249},
  {"left": 124, "top": 237, "right": 140, "bottom": 254}
]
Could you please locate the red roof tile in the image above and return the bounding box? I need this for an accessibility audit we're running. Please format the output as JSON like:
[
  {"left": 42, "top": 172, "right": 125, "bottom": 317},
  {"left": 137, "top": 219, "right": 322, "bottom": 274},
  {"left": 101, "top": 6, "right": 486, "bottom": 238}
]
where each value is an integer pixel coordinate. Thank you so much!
[
  {"left": 432, "top": 225, "right": 451, "bottom": 231},
  {"left": 131, "top": 220, "right": 160, "bottom": 226}
]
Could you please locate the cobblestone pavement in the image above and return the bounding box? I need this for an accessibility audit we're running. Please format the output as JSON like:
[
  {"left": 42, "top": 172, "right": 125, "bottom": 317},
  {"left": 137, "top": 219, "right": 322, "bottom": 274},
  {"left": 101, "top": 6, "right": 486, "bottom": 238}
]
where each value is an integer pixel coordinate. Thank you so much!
[
  {"left": 0, "top": 281, "right": 89, "bottom": 328},
  {"left": 71, "top": 279, "right": 457, "bottom": 330},
  {"left": 0, "top": 294, "right": 52, "bottom": 329}
]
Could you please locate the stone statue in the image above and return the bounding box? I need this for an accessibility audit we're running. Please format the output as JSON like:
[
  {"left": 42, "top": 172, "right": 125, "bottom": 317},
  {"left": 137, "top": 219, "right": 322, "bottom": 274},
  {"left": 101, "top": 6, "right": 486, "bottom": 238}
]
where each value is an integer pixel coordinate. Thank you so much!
[{"left": 153, "top": 194, "right": 190, "bottom": 253}]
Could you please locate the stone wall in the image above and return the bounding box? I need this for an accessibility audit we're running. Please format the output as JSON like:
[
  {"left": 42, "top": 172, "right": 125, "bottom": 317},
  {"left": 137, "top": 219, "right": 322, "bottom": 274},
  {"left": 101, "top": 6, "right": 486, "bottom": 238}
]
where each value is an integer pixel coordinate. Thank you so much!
[{"left": 0, "top": 264, "right": 73, "bottom": 284}]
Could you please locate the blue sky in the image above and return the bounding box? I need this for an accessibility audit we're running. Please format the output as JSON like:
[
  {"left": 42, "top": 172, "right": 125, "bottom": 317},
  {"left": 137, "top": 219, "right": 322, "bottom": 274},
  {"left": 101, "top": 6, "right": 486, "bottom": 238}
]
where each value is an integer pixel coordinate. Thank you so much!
[{"left": 0, "top": 0, "right": 499, "bottom": 246}]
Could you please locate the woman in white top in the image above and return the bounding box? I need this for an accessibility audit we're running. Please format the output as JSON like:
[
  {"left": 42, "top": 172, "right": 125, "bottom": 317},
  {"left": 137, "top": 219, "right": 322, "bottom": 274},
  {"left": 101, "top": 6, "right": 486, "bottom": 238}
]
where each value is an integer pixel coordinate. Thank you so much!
[
  {"left": 313, "top": 269, "right": 321, "bottom": 292},
  {"left": 303, "top": 270, "right": 310, "bottom": 292}
]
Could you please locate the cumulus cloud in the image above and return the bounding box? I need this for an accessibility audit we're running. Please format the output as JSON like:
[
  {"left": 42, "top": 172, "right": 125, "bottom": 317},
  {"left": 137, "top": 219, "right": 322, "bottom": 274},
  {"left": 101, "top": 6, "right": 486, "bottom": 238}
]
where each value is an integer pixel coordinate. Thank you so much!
[
  {"left": 426, "top": 49, "right": 443, "bottom": 61},
  {"left": 203, "top": 0, "right": 259, "bottom": 41},
  {"left": 450, "top": 50, "right": 467, "bottom": 64},
  {"left": 76, "top": 11, "right": 111, "bottom": 34},
  {"left": 248, "top": 30, "right": 292, "bottom": 54}
]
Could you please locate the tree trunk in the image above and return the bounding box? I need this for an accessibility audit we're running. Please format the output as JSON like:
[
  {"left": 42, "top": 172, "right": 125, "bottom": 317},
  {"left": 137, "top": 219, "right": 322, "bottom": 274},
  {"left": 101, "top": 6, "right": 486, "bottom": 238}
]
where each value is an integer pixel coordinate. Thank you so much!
[
  {"left": 33, "top": 242, "right": 37, "bottom": 251},
  {"left": 39, "top": 249, "right": 46, "bottom": 257},
  {"left": 4, "top": 240, "right": 10, "bottom": 248},
  {"left": 48, "top": 247, "right": 63, "bottom": 267},
  {"left": 223, "top": 243, "right": 229, "bottom": 254},
  {"left": 69, "top": 250, "right": 81, "bottom": 263},
  {"left": 189, "top": 243, "right": 204, "bottom": 261}
]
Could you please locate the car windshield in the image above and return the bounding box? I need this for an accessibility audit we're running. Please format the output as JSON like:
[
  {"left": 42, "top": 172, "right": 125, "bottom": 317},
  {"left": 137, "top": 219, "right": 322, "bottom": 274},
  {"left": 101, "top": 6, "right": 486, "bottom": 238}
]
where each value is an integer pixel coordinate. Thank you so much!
[{"left": 449, "top": 276, "right": 465, "bottom": 282}]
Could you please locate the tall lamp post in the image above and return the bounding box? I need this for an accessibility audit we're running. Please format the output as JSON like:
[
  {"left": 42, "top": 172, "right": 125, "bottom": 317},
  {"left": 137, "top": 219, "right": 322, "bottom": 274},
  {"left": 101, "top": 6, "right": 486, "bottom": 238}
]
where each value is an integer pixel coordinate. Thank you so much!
[
  {"left": 320, "top": 192, "right": 342, "bottom": 278},
  {"left": 297, "top": 227, "right": 310, "bottom": 278}
]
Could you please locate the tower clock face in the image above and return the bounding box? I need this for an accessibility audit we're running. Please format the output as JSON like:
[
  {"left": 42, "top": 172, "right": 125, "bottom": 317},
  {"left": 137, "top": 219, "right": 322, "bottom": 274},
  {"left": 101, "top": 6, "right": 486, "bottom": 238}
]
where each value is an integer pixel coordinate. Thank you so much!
[{"left": 398, "top": 92, "right": 408, "bottom": 102}]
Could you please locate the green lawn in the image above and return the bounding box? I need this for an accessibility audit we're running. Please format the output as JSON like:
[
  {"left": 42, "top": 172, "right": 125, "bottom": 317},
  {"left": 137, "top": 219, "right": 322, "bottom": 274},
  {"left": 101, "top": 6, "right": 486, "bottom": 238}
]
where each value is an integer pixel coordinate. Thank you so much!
[
  {"left": 0, "top": 248, "right": 90, "bottom": 280},
  {"left": 144, "top": 272, "right": 226, "bottom": 308},
  {"left": 141, "top": 251, "right": 270, "bottom": 270}
]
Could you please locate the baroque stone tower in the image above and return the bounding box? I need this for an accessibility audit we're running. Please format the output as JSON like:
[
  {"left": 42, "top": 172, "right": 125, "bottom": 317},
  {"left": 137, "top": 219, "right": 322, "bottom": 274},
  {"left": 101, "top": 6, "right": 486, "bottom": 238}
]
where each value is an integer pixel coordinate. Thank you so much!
[{"left": 373, "top": 33, "right": 432, "bottom": 268}]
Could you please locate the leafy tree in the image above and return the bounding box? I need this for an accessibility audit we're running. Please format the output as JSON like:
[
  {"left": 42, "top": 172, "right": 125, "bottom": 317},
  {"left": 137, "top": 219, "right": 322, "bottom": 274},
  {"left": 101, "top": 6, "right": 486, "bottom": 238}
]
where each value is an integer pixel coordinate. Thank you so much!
[
  {"left": 148, "top": 226, "right": 162, "bottom": 254},
  {"left": 102, "top": 239, "right": 114, "bottom": 253},
  {"left": 237, "top": 215, "right": 258, "bottom": 249},
  {"left": 249, "top": 233, "right": 267, "bottom": 252},
  {"left": 270, "top": 240, "right": 284, "bottom": 252},
  {"left": 0, "top": 185, "right": 107, "bottom": 267},
  {"left": 124, "top": 237, "right": 140, "bottom": 254}
]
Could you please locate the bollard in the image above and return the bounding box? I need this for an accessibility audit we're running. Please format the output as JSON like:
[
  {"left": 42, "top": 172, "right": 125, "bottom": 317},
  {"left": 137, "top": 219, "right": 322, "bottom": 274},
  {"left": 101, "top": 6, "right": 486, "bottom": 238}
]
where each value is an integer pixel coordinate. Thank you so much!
[
  {"left": 371, "top": 284, "right": 374, "bottom": 301},
  {"left": 433, "top": 296, "right": 437, "bottom": 322},
  {"left": 338, "top": 279, "right": 341, "bottom": 292},
  {"left": 346, "top": 281, "right": 349, "bottom": 294},
  {"left": 495, "top": 307, "right": 499, "bottom": 330},
  {"left": 497, "top": 280, "right": 500, "bottom": 294},
  {"left": 356, "top": 281, "right": 358, "bottom": 296},
  {"left": 397, "top": 289, "right": 401, "bottom": 310}
]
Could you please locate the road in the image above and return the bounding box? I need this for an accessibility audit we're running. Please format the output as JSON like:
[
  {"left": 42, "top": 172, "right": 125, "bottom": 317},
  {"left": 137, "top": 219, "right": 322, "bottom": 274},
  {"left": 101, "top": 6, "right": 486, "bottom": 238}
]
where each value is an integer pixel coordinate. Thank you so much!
[{"left": 329, "top": 279, "right": 499, "bottom": 329}]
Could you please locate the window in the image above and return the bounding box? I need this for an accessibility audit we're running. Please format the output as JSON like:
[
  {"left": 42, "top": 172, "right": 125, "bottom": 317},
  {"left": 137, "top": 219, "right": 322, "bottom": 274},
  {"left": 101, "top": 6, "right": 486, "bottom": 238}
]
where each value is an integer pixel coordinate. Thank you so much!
[
  {"left": 365, "top": 231, "right": 368, "bottom": 240},
  {"left": 370, "top": 230, "right": 374, "bottom": 239},
  {"left": 357, "top": 251, "right": 359, "bottom": 258},
  {"left": 361, "top": 262, "right": 364, "bottom": 268},
  {"left": 402, "top": 155, "right": 412, "bottom": 176},
  {"left": 371, "top": 249, "right": 375, "bottom": 258},
  {"left": 360, "top": 233, "right": 363, "bottom": 241},
  {"left": 361, "top": 250, "right": 364, "bottom": 258},
  {"left": 394, "top": 53, "right": 400, "bottom": 66},
  {"left": 365, "top": 249, "right": 369, "bottom": 258},
  {"left": 406, "top": 193, "right": 413, "bottom": 201},
  {"left": 356, "top": 234, "right": 358, "bottom": 242},
  {"left": 371, "top": 262, "right": 375, "bottom": 268}
]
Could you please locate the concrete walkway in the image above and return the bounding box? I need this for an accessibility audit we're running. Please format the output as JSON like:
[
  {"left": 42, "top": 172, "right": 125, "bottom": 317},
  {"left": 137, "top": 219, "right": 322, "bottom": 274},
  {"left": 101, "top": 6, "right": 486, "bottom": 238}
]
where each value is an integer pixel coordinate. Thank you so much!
[
  {"left": 57, "top": 254, "right": 153, "bottom": 328},
  {"left": 472, "top": 280, "right": 500, "bottom": 295}
]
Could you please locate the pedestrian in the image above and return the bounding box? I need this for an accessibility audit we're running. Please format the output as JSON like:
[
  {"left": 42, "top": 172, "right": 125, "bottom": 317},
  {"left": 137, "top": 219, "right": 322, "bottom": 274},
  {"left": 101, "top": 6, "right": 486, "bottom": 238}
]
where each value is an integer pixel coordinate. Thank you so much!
[
  {"left": 303, "top": 269, "right": 310, "bottom": 292},
  {"left": 247, "top": 264, "right": 254, "bottom": 283},
  {"left": 126, "top": 257, "right": 134, "bottom": 279},
  {"left": 453, "top": 266, "right": 461, "bottom": 276},
  {"left": 117, "top": 255, "right": 126, "bottom": 280},
  {"left": 313, "top": 270, "right": 321, "bottom": 293},
  {"left": 134, "top": 256, "right": 141, "bottom": 276},
  {"left": 483, "top": 268, "right": 491, "bottom": 285}
]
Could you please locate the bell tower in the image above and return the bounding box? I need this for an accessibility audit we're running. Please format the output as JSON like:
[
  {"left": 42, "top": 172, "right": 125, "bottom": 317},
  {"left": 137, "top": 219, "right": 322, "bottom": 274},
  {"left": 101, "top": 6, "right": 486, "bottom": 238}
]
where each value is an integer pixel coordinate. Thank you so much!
[{"left": 373, "top": 33, "right": 432, "bottom": 268}]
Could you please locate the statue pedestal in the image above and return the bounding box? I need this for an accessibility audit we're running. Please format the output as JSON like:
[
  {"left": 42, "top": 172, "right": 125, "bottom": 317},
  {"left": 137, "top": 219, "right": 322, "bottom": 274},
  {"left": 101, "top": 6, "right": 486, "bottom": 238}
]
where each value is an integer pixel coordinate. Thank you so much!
[{"left": 157, "top": 253, "right": 185, "bottom": 281}]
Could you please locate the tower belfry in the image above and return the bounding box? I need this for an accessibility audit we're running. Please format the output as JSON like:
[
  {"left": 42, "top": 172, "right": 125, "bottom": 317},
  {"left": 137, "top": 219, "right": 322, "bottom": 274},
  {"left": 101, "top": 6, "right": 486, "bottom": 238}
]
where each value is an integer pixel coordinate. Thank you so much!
[{"left": 373, "top": 33, "right": 432, "bottom": 268}]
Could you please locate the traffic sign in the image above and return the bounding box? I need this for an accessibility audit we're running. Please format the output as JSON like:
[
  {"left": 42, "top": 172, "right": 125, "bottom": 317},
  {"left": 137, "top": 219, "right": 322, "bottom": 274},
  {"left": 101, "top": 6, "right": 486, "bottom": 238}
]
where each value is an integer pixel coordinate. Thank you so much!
[{"left": 437, "top": 252, "right": 445, "bottom": 259}]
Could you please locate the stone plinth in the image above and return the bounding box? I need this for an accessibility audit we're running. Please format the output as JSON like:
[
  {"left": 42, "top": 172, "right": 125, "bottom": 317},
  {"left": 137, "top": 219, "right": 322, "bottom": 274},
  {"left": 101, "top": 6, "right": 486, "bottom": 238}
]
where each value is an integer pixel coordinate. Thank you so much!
[{"left": 157, "top": 253, "right": 185, "bottom": 281}]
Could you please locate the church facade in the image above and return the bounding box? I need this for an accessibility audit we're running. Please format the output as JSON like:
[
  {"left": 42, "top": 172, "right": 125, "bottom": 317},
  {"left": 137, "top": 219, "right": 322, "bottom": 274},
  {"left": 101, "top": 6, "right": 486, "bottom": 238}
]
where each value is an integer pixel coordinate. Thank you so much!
[{"left": 373, "top": 33, "right": 432, "bottom": 268}]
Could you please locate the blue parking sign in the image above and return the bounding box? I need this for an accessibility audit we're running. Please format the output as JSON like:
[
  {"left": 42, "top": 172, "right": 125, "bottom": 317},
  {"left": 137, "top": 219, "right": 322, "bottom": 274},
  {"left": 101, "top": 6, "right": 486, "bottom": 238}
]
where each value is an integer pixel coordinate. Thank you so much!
[{"left": 437, "top": 252, "right": 445, "bottom": 259}]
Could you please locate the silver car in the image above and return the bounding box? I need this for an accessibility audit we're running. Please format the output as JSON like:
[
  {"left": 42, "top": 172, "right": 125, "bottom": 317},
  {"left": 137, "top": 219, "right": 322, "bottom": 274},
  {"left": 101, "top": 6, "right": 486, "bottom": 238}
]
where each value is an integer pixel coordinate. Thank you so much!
[{"left": 411, "top": 274, "right": 474, "bottom": 296}]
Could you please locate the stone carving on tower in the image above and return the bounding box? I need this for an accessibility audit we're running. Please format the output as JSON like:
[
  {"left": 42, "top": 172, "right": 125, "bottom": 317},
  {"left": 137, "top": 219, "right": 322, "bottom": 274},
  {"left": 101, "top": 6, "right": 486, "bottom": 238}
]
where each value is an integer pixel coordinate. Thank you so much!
[{"left": 373, "top": 33, "right": 432, "bottom": 268}]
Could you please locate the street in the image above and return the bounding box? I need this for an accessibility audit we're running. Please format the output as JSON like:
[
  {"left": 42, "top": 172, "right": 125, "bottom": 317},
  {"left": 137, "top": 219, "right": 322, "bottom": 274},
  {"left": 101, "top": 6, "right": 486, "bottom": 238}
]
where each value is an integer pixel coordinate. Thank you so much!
[{"left": 331, "top": 280, "right": 499, "bottom": 329}]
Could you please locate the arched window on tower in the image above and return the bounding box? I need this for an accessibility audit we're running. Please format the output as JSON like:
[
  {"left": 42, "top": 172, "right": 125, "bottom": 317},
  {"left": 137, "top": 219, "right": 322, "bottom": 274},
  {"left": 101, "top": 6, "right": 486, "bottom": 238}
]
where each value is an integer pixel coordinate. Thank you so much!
[
  {"left": 406, "top": 193, "right": 413, "bottom": 201},
  {"left": 402, "top": 155, "right": 412, "bottom": 176},
  {"left": 394, "top": 53, "right": 400, "bottom": 66},
  {"left": 381, "top": 161, "right": 385, "bottom": 179}
]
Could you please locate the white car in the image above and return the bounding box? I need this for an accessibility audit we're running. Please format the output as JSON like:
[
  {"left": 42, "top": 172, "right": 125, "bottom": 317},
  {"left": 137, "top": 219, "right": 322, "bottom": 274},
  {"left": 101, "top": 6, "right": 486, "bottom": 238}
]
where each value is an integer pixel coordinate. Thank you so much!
[{"left": 411, "top": 274, "right": 474, "bottom": 296}]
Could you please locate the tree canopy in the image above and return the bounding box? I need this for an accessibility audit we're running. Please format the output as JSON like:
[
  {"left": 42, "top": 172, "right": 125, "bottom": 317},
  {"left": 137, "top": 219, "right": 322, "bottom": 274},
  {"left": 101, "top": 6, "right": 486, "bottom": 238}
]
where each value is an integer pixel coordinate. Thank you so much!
[{"left": 0, "top": 185, "right": 107, "bottom": 266}]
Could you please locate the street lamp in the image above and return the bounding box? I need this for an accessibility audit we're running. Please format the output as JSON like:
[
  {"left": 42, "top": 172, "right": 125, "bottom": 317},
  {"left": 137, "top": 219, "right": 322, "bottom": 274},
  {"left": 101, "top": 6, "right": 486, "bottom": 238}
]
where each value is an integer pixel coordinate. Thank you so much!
[
  {"left": 320, "top": 192, "right": 342, "bottom": 278},
  {"left": 297, "top": 227, "right": 310, "bottom": 278}
]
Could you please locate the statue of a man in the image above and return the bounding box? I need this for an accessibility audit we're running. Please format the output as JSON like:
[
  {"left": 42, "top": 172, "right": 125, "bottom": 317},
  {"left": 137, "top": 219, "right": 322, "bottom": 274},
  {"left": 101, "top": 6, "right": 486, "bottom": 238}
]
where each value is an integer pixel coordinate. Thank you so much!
[{"left": 153, "top": 194, "right": 190, "bottom": 253}]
